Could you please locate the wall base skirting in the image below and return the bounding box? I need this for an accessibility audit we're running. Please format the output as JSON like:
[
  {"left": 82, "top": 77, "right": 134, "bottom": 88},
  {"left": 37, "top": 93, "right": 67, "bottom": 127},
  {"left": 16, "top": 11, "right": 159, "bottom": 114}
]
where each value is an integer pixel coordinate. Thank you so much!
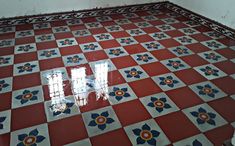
[{"left": 0, "top": 1, "right": 234, "bottom": 40}]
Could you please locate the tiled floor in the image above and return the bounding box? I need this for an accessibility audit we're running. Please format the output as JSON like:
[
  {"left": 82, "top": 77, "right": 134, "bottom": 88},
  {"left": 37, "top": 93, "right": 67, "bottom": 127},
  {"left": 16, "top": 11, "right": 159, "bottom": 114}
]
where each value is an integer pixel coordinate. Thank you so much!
[{"left": 0, "top": 8, "right": 235, "bottom": 146}]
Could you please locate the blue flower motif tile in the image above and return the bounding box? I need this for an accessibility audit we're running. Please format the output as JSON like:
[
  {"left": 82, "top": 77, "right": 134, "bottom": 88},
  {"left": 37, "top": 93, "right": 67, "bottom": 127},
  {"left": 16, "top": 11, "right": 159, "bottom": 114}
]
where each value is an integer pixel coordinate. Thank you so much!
[
  {"left": 141, "top": 41, "right": 165, "bottom": 51},
  {"left": 82, "top": 106, "right": 121, "bottom": 137},
  {"left": 123, "top": 13, "right": 139, "bottom": 18},
  {"left": 168, "top": 46, "right": 194, "bottom": 57},
  {"left": 156, "top": 24, "right": 175, "bottom": 32},
  {"left": 104, "top": 47, "right": 128, "bottom": 58},
  {"left": 0, "top": 26, "right": 15, "bottom": 34},
  {"left": 0, "top": 77, "right": 12, "bottom": 94},
  {"left": 124, "top": 119, "right": 170, "bottom": 146},
  {"left": 0, "top": 110, "right": 11, "bottom": 135},
  {"left": 105, "top": 25, "right": 124, "bottom": 32},
  {"left": 201, "top": 40, "right": 227, "bottom": 50},
  {"left": 38, "top": 48, "right": 61, "bottom": 60},
  {"left": 12, "top": 86, "right": 44, "bottom": 109},
  {"left": 126, "top": 28, "right": 146, "bottom": 36},
  {"left": 162, "top": 18, "right": 179, "bottom": 24},
  {"left": 173, "top": 134, "right": 213, "bottom": 146},
  {"left": 96, "top": 16, "right": 112, "bottom": 22},
  {"left": 161, "top": 58, "right": 190, "bottom": 72},
  {"left": 189, "top": 81, "right": 227, "bottom": 102},
  {"left": 10, "top": 123, "right": 50, "bottom": 146},
  {"left": 194, "top": 64, "right": 227, "bottom": 80},
  {"left": 174, "top": 36, "right": 198, "bottom": 45},
  {"left": 72, "top": 29, "right": 91, "bottom": 37},
  {"left": 152, "top": 73, "right": 186, "bottom": 91},
  {"left": 15, "top": 30, "right": 34, "bottom": 38},
  {"left": 149, "top": 32, "right": 171, "bottom": 40},
  {"left": 56, "top": 38, "right": 78, "bottom": 47},
  {"left": 66, "top": 19, "right": 83, "bottom": 25},
  {"left": 119, "top": 66, "right": 149, "bottom": 82},
  {"left": 15, "top": 43, "right": 37, "bottom": 54},
  {"left": 14, "top": 61, "right": 40, "bottom": 76},
  {"left": 85, "top": 22, "right": 103, "bottom": 29},
  {"left": 52, "top": 26, "right": 70, "bottom": 33},
  {"left": 198, "top": 51, "right": 227, "bottom": 63},
  {"left": 0, "top": 55, "right": 14, "bottom": 67},
  {"left": 35, "top": 34, "right": 55, "bottom": 43},
  {"left": 62, "top": 53, "right": 87, "bottom": 67},
  {"left": 203, "top": 31, "right": 225, "bottom": 39},
  {"left": 179, "top": 27, "right": 200, "bottom": 35},
  {"left": 183, "top": 103, "right": 227, "bottom": 132},
  {"left": 140, "top": 92, "right": 179, "bottom": 118},
  {"left": 132, "top": 52, "right": 158, "bottom": 65},
  {"left": 0, "top": 39, "right": 15, "bottom": 48},
  {"left": 44, "top": 96, "right": 80, "bottom": 122},
  {"left": 33, "top": 23, "right": 51, "bottom": 30},
  {"left": 94, "top": 33, "right": 114, "bottom": 41},
  {"left": 79, "top": 42, "right": 102, "bottom": 52},
  {"left": 116, "top": 37, "right": 138, "bottom": 46},
  {"left": 141, "top": 15, "right": 158, "bottom": 21},
  {"left": 108, "top": 83, "right": 137, "bottom": 105},
  {"left": 183, "top": 20, "right": 201, "bottom": 27},
  {"left": 135, "top": 21, "right": 152, "bottom": 28},
  {"left": 114, "top": 19, "right": 131, "bottom": 25}
]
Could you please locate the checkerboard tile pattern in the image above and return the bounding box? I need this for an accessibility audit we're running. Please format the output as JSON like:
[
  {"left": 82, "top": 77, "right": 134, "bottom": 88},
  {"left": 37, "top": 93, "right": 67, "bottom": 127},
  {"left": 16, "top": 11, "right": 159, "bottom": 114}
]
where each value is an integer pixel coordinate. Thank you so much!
[{"left": 0, "top": 8, "right": 235, "bottom": 146}]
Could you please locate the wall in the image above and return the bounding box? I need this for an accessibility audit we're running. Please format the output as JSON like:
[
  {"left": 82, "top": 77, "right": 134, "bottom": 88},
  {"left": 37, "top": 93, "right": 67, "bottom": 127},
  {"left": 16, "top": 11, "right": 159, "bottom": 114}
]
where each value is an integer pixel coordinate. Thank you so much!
[
  {"left": 0, "top": 0, "right": 165, "bottom": 18},
  {"left": 170, "top": 0, "right": 235, "bottom": 29}
]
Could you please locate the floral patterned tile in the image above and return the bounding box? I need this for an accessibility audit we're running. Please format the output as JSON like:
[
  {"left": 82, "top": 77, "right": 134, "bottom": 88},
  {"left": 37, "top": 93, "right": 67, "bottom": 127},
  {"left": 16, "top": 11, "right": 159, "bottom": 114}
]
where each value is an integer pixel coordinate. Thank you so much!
[
  {"left": 201, "top": 40, "right": 227, "bottom": 50},
  {"left": 93, "top": 33, "right": 114, "bottom": 41},
  {"left": 82, "top": 106, "right": 121, "bottom": 137},
  {"left": 161, "top": 18, "right": 180, "bottom": 24},
  {"left": 56, "top": 38, "right": 78, "bottom": 48},
  {"left": 37, "top": 48, "right": 61, "bottom": 60},
  {"left": 33, "top": 23, "right": 51, "bottom": 30},
  {"left": 194, "top": 64, "right": 227, "bottom": 80},
  {"left": 96, "top": 16, "right": 112, "bottom": 22},
  {"left": 141, "top": 15, "right": 158, "bottom": 21},
  {"left": 140, "top": 92, "right": 179, "bottom": 118},
  {"left": 89, "top": 59, "right": 116, "bottom": 72},
  {"left": 119, "top": 66, "right": 149, "bottom": 82},
  {"left": 66, "top": 19, "right": 83, "bottom": 26},
  {"left": 152, "top": 73, "right": 186, "bottom": 91},
  {"left": 203, "top": 31, "right": 225, "bottom": 40},
  {"left": 0, "top": 77, "right": 13, "bottom": 94},
  {"left": 231, "top": 94, "right": 235, "bottom": 100},
  {"left": 108, "top": 83, "right": 137, "bottom": 105},
  {"left": 10, "top": 123, "right": 51, "bottom": 146},
  {"left": 183, "top": 20, "right": 201, "bottom": 27},
  {"left": 52, "top": 26, "right": 70, "bottom": 33},
  {"left": 168, "top": 46, "right": 194, "bottom": 57},
  {"left": 13, "top": 61, "right": 40, "bottom": 76},
  {"left": 85, "top": 22, "right": 103, "bottom": 29},
  {"left": 0, "top": 39, "right": 15, "bottom": 48},
  {"left": 124, "top": 119, "right": 170, "bottom": 146},
  {"left": 72, "top": 29, "right": 91, "bottom": 37},
  {"left": 79, "top": 42, "right": 102, "bottom": 53},
  {"left": 116, "top": 37, "right": 138, "bottom": 46},
  {"left": 161, "top": 57, "right": 190, "bottom": 72},
  {"left": 0, "top": 26, "right": 15, "bottom": 34},
  {"left": 40, "top": 67, "right": 69, "bottom": 85},
  {"left": 173, "top": 134, "right": 213, "bottom": 146},
  {"left": 230, "top": 46, "right": 235, "bottom": 51},
  {"left": 174, "top": 36, "right": 198, "bottom": 45},
  {"left": 131, "top": 52, "right": 158, "bottom": 65},
  {"left": 0, "top": 54, "right": 14, "bottom": 67},
  {"left": 182, "top": 103, "right": 227, "bottom": 132},
  {"left": 147, "top": 10, "right": 163, "bottom": 15},
  {"left": 135, "top": 21, "right": 153, "bottom": 28},
  {"left": 105, "top": 25, "right": 124, "bottom": 32},
  {"left": 35, "top": 34, "right": 55, "bottom": 43},
  {"left": 62, "top": 53, "right": 88, "bottom": 67},
  {"left": 189, "top": 81, "right": 227, "bottom": 102},
  {"left": 231, "top": 58, "right": 235, "bottom": 64},
  {"left": 114, "top": 19, "right": 132, "bottom": 25},
  {"left": 198, "top": 50, "right": 227, "bottom": 63},
  {"left": 156, "top": 24, "right": 176, "bottom": 32},
  {"left": 14, "top": 43, "right": 37, "bottom": 54},
  {"left": 12, "top": 86, "right": 44, "bottom": 109},
  {"left": 64, "top": 138, "right": 92, "bottom": 146},
  {"left": 104, "top": 47, "right": 129, "bottom": 58},
  {"left": 123, "top": 13, "right": 139, "bottom": 18},
  {"left": 141, "top": 41, "right": 165, "bottom": 51},
  {"left": 44, "top": 96, "right": 80, "bottom": 122},
  {"left": 126, "top": 28, "right": 146, "bottom": 36},
  {"left": 179, "top": 27, "right": 200, "bottom": 35},
  {"left": 15, "top": 30, "right": 34, "bottom": 38},
  {"left": 149, "top": 32, "right": 171, "bottom": 40},
  {"left": 231, "top": 74, "right": 235, "bottom": 79},
  {"left": 0, "top": 110, "right": 11, "bottom": 135}
]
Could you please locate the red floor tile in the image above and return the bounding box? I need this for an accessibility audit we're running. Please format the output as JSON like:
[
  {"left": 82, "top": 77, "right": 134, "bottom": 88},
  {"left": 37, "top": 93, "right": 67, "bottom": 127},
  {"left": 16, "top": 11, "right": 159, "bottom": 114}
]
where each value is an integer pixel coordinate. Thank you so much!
[
  {"left": 36, "top": 41, "right": 58, "bottom": 50},
  {"left": 134, "top": 34, "right": 155, "bottom": 43},
  {"left": 39, "top": 57, "right": 64, "bottom": 71},
  {"left": 0, "top": 92, "right": 11, "bottom": 111},
  {"left": 59, "top": 45, "right": 82, "bottom": 56},
  {"left": 75, "top": 36, "right": 96, "bottom": 44},
  {"left": 141, "top": 62, "right": 170, "bottom": 76},
  {"left": 216, "top": 48, "right": 235, "bottom": 59},
  {"left": 124, "top": 44, "right": 147, "bottom": 54},
  {"left": 151, "top": 49, "right": 176, "bottom": 61},
  {"left": 181, "top": 54, "right": 208, "bottom": 67},
  {"left": 158, "top": 39, "right": 181, "bottom": 48},
  {"left": 99, "top": 40, "right": 120, "bottom": 49},
  {"left": 14, "top": 52, "right": 38, "bottom": 64},
  {"left": 15, "top": 36, "right": 35, "bottom": 45},
  {"left": 54, "top": 32, "right": 74, "bottom": 39},
  {"left": 165, "top": 30, "right": 185, "bottom": 38},
  {"left": 13, "top": 73, "right": 41, "bottom": 90},
  {"left": 214, "top": 60, "right": 235, "bottom": 75},
  {"left": 84, "top": 50, "right": 108, "bottom": 62},
  {"left": 0, "top": 66, "right": 13, "bottom": 78},
  {"left": 212, "top": 76, "right": 235, "bottom": 95},
  {"left": 186, "top": 43, "right": 210, "bottom": 53},
  {"left": 111, "top": 56, "right": 137, "bottom": 69}
]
